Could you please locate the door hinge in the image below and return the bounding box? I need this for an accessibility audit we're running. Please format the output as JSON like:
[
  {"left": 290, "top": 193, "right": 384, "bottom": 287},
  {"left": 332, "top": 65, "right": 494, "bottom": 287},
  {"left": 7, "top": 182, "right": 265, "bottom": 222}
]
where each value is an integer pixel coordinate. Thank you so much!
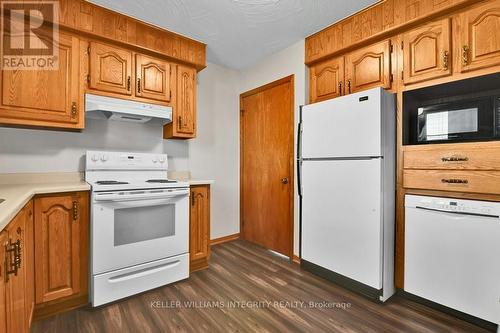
[
  {"left": 401, "top": 71, "right": 404, "bottom": 81},
  {"left": 169, "top": 90, "right": 172, "bottom": 99},
  {"left": 401, "top": 41, "right": 404, "bottom": 50},
  {"left": 389, "top": 43, "right": 393, "bottom": 53},
  {"left": 390, "top": 74, "right": 394, "bottom": 82},
  {"left": 87, "top": 46, "right": 90, "bottom": 54},
  {"left": 86, "top": 74, "right": 90, "bottom": 83}
]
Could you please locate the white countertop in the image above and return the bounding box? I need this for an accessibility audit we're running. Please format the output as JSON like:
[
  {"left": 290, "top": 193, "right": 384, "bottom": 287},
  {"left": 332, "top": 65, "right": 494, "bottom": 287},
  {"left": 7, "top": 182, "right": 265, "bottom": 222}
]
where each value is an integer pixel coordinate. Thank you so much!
[
  {"left": 187, "top": 179, "right": 215, "bottom": 186},
  {"left": 0, "top": 173, "right": 90, "bottom": 232}
]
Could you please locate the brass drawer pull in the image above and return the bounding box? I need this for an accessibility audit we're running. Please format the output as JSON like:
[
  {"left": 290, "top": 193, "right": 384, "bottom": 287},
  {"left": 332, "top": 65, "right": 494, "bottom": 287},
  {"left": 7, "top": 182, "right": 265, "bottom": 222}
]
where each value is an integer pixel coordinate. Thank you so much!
[
  {"left": 137, "top": 78, "right": 141, "bottom": 93},
  {"left": 338, "top": 81, "right": 342, "bottom": 95},
  {"left": 441, "top": 156, "right": 469, "bottom": 162},
  {"left": 347, "top": 79, "right": 352, "bottom": 94},
  {"left": 441, "top": 178, "right": 468, "bottom": 184},
  {"left": 127, "top": 76, "right": 131, "bottom": 91},
  {"left": 442, "top": 50, "right": 449, "bottom": 70},
  {"left": 178, "top": 116, "right": 183, "bottom": 129},
  {"left": 462, "top": 45, "right": 469, "bottom": 66}
]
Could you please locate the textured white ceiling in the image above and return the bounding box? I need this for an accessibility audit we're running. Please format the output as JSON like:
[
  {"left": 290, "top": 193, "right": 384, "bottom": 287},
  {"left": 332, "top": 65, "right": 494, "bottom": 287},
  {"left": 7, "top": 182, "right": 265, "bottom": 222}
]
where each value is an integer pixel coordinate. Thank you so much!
[{"left": 89, "top": 0, "right": 378, "bottom": 69}]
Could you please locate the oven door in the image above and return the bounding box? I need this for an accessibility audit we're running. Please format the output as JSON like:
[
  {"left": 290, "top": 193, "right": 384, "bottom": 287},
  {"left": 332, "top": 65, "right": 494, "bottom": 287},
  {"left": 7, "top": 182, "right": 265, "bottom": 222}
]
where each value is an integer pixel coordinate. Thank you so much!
[
  {"left": 92, "top": 188, "right": 189, "bottom": 274},
  {"left": 416, "top": 98, "right": 494, "bottom": 144}
]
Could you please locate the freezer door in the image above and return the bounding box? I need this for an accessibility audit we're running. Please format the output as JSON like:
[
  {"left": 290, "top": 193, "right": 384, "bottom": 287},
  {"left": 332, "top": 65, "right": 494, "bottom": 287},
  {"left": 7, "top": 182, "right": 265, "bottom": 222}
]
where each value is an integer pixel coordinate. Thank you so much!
[
  {"left": 301, "top": 159, "right": 383, "bottom": 289},
  {"left": 302, "top": 89, "right": 382, "bottom": 158}
]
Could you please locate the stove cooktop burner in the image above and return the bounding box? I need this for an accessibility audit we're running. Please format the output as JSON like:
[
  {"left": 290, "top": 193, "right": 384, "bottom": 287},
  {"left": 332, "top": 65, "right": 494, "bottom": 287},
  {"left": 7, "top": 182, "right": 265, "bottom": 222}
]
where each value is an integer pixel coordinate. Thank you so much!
[
  {"left": 96, "top": 181, "right": 130, "bottom": 185},
  {"left": 145, "top": 179, "right": 178, "bottom": 184}
]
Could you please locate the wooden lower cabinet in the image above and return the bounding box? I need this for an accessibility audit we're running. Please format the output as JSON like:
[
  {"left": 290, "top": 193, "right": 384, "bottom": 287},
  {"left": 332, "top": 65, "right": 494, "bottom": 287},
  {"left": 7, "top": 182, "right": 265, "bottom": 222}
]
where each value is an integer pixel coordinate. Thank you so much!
[
  {"left": 0, "top": 201, "right": 33, "bottom": 333},
  {"left": 189, "top": 185, "right": 211, "bottom": 272},
  {"left": 33, "top": 192, "right": 89, "bottom": 315}
]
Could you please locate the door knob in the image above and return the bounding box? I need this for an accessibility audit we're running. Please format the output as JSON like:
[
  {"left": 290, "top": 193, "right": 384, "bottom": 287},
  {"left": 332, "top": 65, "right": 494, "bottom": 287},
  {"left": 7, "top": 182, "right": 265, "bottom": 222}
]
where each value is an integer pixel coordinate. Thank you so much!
[{"left": 281, "top": 178, "right": 289, "bottom": 184}]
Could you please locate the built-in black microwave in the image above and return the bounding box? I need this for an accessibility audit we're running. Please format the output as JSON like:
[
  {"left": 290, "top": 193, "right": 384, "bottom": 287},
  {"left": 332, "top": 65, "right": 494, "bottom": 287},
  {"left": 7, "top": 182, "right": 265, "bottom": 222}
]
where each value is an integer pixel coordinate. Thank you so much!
[{"left": 403, "top": 73, "right": 500, "bottom": 145}]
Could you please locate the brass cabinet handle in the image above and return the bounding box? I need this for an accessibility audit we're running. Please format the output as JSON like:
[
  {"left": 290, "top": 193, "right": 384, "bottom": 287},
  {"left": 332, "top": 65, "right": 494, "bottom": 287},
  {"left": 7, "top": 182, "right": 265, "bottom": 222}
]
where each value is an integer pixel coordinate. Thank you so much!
[
  {"left": 178, "top": 115, "right": 183, "bottom": 129},
  {"left": 442, "top": 50, "right": 449, "bottom": 70},
  {"left": 72, "top": 200, "right": 78, "bottom": 221},
  {"left": 137, "top": 78, "right": 141, "bottom": 93},
  {"left": 441, "top": 178, "right": 468, "bottom": 184},
  {"left": 4, "top": 238, "right": 21, "bottom": 281},
  {"left": 347, "top": 79, "right": 352, "bottom": 94},
  {"left": 462, "top": 45, "right": 469, "bottom": 66},
  {"left": 71, "top": 102, "right": 77, "bottom": 118},
  {"left": 441, "top": 156, "right": 469, "bottom": 162},
  {"left": 127, "top": 76, "right": 131, "bottom": 91},
  {"left": 338, "top": 81, "right": 342, "bottom": 95}
]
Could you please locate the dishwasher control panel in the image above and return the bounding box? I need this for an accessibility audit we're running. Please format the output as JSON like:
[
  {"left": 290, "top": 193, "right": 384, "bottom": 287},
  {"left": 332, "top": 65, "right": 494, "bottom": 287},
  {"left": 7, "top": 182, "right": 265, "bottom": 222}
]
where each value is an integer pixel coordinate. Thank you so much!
[{"left": 406, "top": 195, "right": 500, "bottom": 217}]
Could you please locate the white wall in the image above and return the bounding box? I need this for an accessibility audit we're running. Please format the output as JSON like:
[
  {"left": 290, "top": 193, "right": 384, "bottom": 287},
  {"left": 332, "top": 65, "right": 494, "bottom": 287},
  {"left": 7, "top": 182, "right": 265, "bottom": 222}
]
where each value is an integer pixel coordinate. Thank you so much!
[
  {"left": 190, "top": 62, "right": 240, "bottom": 239},
  {"left": 239, "top": 39, "right": 306, "bottom": 256},
  {"left": 0, "top": 119, "right": 189, "bottom": 173}
]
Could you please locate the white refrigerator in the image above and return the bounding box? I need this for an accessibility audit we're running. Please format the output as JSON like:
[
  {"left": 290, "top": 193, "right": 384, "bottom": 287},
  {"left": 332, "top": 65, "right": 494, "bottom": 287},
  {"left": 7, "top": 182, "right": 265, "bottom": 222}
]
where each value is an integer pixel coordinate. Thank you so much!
[{"left": 298, "top": 87, "right": 396, "bottom": 302}]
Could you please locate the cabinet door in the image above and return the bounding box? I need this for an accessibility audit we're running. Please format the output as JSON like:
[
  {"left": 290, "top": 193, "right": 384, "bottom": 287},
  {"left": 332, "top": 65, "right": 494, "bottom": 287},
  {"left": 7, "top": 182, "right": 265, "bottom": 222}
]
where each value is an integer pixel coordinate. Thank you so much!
[
  {"left": 5, "top": 208, "right": 27, "bottom": 333},
  {"left": 309, "top": 57, "right": 344, "bottom": 103},
  {"left": 176, "top": 65, "right": 197, "bottom": 135},
  {"left": 136, "top": 54, "right": 171, "bottom": 102},
  {"left": 34, "top": 193, "right": 86, "bottom": 304},
  {"left": 190, "top": 185, "right": 210, "bottom": 269},
  {"left": 345, "top": 40, "right": 392, "bottom": 94},
  {"left": 403, "top": 18, "right": 452, "bottom": 85},
  {"left": 0, "top": 32, "right": 81, "bottom": 128},
  {"left": 459, "top": 1, "right": 500, "bottom": 72},
  {"left": 89, "top": 42, "right": 132, "bottom": 96},
  {"left": 0, "top": 231, "right": 7, "bottom": 333},
  {"left": 23, "top": 202, "right": 34, "bottom": 328}
]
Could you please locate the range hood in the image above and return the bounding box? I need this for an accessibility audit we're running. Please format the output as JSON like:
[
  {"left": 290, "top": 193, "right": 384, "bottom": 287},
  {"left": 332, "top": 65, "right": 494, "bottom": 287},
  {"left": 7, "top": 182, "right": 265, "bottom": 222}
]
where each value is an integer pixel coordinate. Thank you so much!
[{"left": 85, "top": 94, "right": 172, "bottom": 124}]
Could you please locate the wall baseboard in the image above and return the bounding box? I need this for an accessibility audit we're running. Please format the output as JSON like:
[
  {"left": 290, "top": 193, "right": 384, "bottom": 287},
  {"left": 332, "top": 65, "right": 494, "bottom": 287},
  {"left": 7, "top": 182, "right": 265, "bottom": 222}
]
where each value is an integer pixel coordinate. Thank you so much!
[
  {"left": 292, "top": 255, "right": 301, "bottom": 264},
  {"left": 210, "top": 233, "right": 240, "bottom": 245}
]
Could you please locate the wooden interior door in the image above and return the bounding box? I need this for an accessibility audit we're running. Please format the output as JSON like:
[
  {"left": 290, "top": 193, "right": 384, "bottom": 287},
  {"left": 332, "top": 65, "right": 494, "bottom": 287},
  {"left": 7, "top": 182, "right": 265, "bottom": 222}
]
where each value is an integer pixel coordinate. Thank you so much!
[
  {"left": 89, "top": 42, "right": 132, "bottom": 96},
  {"left": 136, "top": 54, "right": 171, "bottom": 102},
  {"left": 403, "top": 18, "right": 452, "bottom": 84},
  {"left": 176, "top": 65, "right": 196, "bottom": 135},
  {"left": 459, "top": 1, "right": 500, "bottom": 72},
  {"left": 345, "top": 39, "right": 392, "bottom": 94},
  {"left": 309, "top": 56, "right": 344, "bottom": 103},
  {"left": 34, "top": 194, "right": 82, "bottom": 304},
  {"left": 240, "top": 76, "right": 294, "bottom": 257},
  {"left": 0, "top": 32, "right": 81, "bottom": 127}
]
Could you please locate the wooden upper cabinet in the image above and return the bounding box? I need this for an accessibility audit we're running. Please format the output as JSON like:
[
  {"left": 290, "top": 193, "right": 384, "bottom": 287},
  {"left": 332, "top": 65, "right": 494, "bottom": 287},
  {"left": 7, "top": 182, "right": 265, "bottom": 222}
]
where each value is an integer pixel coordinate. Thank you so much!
[
  {"left": 0, "top": 32, "right": 81, "bottom": 129},
  {"left": 190, "top": 185, "right": 210, "bottom": 271},
  {"left": 345, "top": 40, "right": 392, "bottom": 94},
  {"left": 136, "top": 54, "right": 171, "bottom": 103},
  {"left": 89, "top": 42, "right": 133, "bottom": 96},
  {"left": 459, "top": 1, "right": 500, "bottom": 73},
  {"left": 403, "top": 18, "right": 452, "bottom": 85},
  {"left": 176, "top": 65, "right": 197, "bottom": 136},
  {"left": 309, "top": 57, "right": 344, "bottom": 103},
  {"left": 34, "top": 193, "right": 88, "bottom": 304}
]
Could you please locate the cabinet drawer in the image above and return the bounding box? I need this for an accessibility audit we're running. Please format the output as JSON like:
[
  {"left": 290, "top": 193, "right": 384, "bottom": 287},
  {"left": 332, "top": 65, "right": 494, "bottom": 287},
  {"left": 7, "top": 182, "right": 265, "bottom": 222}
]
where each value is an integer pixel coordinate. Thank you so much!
[
  {"left": 403, "top": 170, "right": 500, "bottom": 195},
  {"left": 404, "top": 145, "right": 500, "bottom": 170}
]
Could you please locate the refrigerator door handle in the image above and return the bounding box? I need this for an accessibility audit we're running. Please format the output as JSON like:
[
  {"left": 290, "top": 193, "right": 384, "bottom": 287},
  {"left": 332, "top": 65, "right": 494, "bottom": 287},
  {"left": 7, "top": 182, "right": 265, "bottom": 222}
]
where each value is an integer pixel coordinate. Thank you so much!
[{"left": 297, "top": 105, "right": 304, "bottom": 197}]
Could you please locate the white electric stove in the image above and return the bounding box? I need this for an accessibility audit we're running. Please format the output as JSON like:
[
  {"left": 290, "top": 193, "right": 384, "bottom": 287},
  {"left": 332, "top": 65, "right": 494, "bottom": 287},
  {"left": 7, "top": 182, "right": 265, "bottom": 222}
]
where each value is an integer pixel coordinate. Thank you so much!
[{"left": 85, "top": 150, "right": 190, "bottom": 307}]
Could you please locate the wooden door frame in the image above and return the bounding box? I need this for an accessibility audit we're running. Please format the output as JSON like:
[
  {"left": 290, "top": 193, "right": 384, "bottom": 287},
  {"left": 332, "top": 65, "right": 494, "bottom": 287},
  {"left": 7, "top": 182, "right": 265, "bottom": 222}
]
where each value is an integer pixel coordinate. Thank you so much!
[{"left": 239, "top": 75, "right": 295, "bottom": 259}]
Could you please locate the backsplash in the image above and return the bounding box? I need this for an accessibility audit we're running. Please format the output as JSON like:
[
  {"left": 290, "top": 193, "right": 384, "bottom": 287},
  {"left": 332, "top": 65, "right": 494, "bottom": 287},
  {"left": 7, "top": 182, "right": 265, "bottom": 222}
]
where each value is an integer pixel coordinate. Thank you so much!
[{"left": 0, "top": 118, "right": 189, "bottom": 173}]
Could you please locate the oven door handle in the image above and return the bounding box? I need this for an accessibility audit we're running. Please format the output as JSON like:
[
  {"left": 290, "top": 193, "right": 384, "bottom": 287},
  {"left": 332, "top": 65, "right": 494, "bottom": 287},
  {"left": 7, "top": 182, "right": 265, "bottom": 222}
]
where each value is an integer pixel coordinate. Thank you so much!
[{"left": 94, "top": 190, "right": 189, "bottom": 202}]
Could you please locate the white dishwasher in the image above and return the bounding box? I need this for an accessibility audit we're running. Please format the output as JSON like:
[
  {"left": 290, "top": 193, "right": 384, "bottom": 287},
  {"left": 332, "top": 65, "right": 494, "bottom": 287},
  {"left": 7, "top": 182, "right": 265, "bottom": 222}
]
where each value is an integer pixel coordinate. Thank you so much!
[{"left": 405, "top": 195, "right": 500, "bottom": 326}]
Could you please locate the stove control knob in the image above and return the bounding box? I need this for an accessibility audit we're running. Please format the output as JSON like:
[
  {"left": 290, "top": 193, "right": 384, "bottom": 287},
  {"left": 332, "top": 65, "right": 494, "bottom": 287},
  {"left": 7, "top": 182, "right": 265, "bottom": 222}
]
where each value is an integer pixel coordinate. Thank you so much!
[
  {"left": 100, "top": 154, "right": 109, "bottom": 162},
  {"left": 159, "top": 156, "right": 166, "bottom": 163},
  {"left": 91, "top": 154, "right": 99, "bottom": 162},
  {"left": 152, "top": 157, "right": 158, "bottom": 163}
]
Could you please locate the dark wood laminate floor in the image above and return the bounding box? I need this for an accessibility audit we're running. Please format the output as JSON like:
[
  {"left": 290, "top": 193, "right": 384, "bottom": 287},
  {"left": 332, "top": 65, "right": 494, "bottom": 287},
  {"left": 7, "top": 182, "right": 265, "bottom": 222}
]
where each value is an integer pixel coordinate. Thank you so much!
[{"left": 32, "top": 240, "right": 492, "bottom": 333}]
